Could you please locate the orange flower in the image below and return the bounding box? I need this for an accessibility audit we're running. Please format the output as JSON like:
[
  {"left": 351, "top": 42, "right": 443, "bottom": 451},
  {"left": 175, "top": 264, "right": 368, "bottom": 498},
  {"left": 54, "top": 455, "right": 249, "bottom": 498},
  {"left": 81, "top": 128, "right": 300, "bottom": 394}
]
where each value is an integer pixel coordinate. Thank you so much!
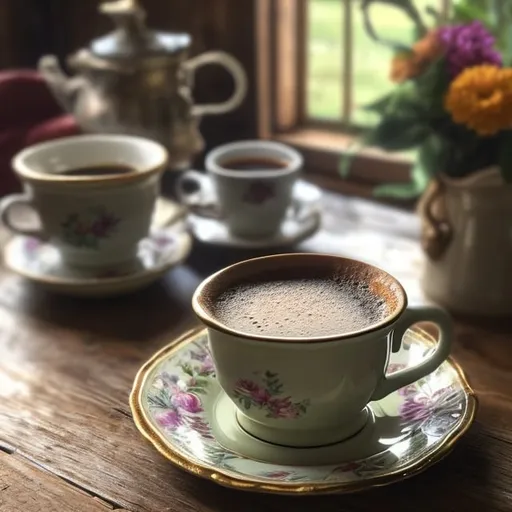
[
  {"left": 413, "top": 29, "right": 442, "bottom": 62},
  {"left": 390, "top": 53, "right": 423, "bottom": 83},
  {"left": 390, "top": 30, "right": 442, "bottom": 83}
]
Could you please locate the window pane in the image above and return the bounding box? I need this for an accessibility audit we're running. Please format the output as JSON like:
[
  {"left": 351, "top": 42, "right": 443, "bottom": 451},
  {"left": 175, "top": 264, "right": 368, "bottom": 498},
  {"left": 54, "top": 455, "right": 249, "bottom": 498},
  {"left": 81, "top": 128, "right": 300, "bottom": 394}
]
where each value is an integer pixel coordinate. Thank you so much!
[
  {"left": 352, "top": 1, "right": 438, "bottom": 127},
  {"left": 307, "top": 0, "right": 343, "bottom": 120}
]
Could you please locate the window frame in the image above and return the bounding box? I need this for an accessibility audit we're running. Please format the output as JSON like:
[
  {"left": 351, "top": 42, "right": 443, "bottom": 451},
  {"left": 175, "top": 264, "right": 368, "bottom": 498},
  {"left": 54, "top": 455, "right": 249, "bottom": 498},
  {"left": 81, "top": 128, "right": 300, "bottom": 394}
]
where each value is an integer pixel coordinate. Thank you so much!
[{"left": 256, "top": 0, "right": 436, "bottom": 195}]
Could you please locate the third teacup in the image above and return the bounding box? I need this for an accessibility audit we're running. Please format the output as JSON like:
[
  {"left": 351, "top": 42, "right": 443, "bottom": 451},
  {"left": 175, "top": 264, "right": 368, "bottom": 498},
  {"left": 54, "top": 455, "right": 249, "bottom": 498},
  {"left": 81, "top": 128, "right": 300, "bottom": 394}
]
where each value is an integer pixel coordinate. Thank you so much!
[{"left": 177, "top": 140, "right": 304, "bottom": 239}]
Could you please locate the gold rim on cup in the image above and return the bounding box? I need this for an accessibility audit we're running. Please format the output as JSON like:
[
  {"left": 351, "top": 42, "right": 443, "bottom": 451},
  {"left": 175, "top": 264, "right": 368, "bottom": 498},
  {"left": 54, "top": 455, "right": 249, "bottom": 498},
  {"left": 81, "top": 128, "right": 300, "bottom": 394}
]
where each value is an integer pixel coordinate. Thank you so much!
[{"left": 12, "top": 134, "right": 169, "bottom": 186}]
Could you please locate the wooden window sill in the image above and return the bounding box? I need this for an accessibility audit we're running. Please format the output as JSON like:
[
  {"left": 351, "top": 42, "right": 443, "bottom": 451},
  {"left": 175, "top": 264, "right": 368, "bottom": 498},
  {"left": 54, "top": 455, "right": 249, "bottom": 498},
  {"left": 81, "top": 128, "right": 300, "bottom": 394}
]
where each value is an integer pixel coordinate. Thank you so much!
[{"left": 272, "top": 128, "right": 413, "bottom": 205}]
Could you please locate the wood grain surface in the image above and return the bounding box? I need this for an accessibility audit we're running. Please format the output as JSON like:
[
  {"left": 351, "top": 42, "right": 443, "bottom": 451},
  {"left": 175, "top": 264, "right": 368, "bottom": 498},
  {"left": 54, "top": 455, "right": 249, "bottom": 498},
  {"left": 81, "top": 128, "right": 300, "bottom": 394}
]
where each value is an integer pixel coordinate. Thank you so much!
[
  {"left": 0, "top": 452, "right": 129, "bottom": 512},
  {"left": 0, "top": 191, "right": 511, "bottom": 512}
]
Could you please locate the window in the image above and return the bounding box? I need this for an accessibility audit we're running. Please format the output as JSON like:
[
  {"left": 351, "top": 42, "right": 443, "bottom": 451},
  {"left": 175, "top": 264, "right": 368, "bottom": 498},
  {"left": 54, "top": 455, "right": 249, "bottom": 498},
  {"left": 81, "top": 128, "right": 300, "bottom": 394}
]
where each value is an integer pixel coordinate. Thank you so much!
[{"left": 257, "top": 0, "right": 451, "bottom": 195}]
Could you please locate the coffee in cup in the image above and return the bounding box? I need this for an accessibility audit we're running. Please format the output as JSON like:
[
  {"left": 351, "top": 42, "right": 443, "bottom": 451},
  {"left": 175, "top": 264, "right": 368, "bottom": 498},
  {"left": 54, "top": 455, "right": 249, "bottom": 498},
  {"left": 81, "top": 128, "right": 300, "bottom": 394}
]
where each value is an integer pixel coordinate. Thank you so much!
[
  {"left": 193, "top": 253, "right": 453, "bottom": 448},
  {"left": 213, "top": 274, "right": 387, "bottom": 338},
  {"left": 0, "top": 134, "right": 168, "bottom": 269},
  {"left": 59, "top": 164, "right": 135, "bottom": 177},
  {"left": 220, "top": 157, "right": 289, "bottom": 172}
]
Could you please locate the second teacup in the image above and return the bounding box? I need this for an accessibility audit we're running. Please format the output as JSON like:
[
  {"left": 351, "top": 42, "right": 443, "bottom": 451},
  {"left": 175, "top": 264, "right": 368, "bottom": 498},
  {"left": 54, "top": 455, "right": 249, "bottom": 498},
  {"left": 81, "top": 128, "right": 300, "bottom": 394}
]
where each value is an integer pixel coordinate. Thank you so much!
[
  {"left": 0, "top": 134, "right": 168, "bottom": 269},
  {"left": 177, "top": 140, "right": 303, "bottom": 239},
  {"left": 193, "top": 253, "right": 453, "bottom": 448}
]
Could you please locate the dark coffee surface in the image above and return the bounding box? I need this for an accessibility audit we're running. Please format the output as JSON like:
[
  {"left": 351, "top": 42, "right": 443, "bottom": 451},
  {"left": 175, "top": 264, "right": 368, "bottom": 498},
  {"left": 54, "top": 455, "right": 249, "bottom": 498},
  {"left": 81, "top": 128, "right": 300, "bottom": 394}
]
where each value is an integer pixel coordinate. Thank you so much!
[
  {"left": 213, "top": 277, "right": 387, "bottom": 338},
  {"left": 60, "top": 164, "right": 134, "bottom": 177},
  {"left": 221, "top": 157, "right": 288, "bottom": 171}
]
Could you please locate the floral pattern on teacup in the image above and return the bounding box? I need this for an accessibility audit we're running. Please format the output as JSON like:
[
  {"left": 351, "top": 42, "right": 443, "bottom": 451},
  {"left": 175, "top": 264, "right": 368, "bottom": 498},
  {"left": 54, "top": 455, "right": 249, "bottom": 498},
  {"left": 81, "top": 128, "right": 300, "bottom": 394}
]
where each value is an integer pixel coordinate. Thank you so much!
[
  {"left": 143, "top": 331, "right": 471, "bottom": 487},
  {"left": 233, "top": 372, "right": 310, "bottom": 419},
  {"left": 243, "top": 181, "right": 275, "bottom": 204},
  {"left": 61, "top": 207, "right": 120, "bottom": 249}
]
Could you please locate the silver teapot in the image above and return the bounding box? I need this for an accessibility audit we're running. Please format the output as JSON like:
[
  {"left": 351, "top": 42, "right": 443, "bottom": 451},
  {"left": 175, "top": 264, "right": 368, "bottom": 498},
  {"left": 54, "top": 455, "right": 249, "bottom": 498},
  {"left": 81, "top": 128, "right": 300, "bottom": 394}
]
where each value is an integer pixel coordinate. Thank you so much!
[{"left": 38, "top": 0, "right": 247, "bottom": 170}]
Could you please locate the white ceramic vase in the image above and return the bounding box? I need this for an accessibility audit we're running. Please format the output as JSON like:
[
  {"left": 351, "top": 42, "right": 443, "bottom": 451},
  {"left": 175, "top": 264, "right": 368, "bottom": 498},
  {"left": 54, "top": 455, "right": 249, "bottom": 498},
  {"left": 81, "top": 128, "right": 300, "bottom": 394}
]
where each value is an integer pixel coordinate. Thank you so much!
[{"left": 419, "top": 167, "right": 512, "bottom": 316}]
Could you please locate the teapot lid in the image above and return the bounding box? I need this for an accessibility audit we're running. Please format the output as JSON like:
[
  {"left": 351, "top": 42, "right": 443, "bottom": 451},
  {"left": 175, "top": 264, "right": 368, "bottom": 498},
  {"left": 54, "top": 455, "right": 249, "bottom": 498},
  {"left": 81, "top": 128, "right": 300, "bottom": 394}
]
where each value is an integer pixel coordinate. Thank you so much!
[{"left": 90, "top": 0, "right": 191, "bottom": 59}]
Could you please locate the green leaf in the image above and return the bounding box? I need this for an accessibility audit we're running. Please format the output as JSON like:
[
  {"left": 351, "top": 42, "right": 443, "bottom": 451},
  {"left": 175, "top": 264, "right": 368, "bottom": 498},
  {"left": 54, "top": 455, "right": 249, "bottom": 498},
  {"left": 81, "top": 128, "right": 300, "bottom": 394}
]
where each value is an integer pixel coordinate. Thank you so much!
[
  {"left": 373, "top": 182, "right": 423, "bottom": 199},
  {"left": 414, "top": 58, "right": 451, "bottom": 116},
  {"left": 452, "top": 2, "right": 490, "bottom": 24},
  {"left": 417, "top": 134, "right": 449, "bottom": 180},
  {"left": 373, "top": 135, "right": 448, "bottom": 199},
  {"left": 339, "top": 140, "right": 364, "bottom": 179},
  {"left": 424, "top": 6, "right": 442, "bottom": 25},
  {"left": 180, "top": 362, "right": 194, "bottom": 377},
  {"left": 363, "top": 93, "right": 395, "bottom": 115},
  {"left": 365, "top": 116, "right": 430, "bottom": 151},
  {"left": 501, "top": 15, "right": 512, "bottom": 66},
  {"left": 498, "top": 130, "right": 512, "bottom": 183}
]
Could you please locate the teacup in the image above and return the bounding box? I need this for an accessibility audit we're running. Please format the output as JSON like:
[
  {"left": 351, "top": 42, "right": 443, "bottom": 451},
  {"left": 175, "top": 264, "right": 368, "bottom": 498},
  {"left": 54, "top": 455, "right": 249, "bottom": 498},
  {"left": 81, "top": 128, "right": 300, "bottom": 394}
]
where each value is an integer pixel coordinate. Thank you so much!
[
  {"left": 0, "top": 134, "right": 168, "bottom": 269},
  {"left": 176, "top": 140, "right": 303, "bottom": 239},
  {"left": 193, "top": 253, "right": 453, "bottom": 448}
]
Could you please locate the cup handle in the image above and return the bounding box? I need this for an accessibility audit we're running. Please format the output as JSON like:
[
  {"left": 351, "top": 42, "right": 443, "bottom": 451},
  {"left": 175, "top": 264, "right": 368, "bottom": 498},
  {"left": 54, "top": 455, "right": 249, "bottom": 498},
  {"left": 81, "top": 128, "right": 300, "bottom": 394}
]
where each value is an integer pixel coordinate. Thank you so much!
[
  {"left": 175, "top": 170, "right": 221, "bottom": 219},
  {"left": 288, "top": 196, "right": 319, "bottom": 223},
  {"left": 186, "top": 51, "right": 248, "bottom": 117},
  {"left": 370, "top": 306, "right": 453, "bottom": 401},
  {"left": 0, "top": 193, "right": 46, "bottom": 238}
]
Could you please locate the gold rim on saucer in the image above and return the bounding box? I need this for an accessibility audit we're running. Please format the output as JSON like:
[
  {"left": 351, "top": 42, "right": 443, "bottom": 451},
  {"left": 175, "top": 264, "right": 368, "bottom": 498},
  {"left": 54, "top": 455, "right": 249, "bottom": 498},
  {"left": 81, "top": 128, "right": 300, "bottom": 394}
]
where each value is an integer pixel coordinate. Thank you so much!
[
  {"left": 130, "top": 326, "right": 477, "bottom": 495},
  {"left": 2, "top": 228, "right": 191, "bottom": 294}
]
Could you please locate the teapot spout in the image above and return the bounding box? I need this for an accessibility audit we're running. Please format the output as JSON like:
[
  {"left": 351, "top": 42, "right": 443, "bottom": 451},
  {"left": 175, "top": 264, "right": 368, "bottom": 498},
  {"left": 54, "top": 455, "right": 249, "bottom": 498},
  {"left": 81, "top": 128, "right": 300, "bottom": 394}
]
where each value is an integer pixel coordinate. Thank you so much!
[{"left": 38, "top": 55, "right": 83, "bottom": 113}]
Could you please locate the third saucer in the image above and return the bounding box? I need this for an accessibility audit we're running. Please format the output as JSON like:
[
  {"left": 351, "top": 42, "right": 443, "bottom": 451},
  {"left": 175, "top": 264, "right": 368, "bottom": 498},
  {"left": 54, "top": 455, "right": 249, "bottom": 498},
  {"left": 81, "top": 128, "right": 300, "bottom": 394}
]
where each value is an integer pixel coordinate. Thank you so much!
[{"left": 187, "top": 180, "right": 322, "bottom": 249}]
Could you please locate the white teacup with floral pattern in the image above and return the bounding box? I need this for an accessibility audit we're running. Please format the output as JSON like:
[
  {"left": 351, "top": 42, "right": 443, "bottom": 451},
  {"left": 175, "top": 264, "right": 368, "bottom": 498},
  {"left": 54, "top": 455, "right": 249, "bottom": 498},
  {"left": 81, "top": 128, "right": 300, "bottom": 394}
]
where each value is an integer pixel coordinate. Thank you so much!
[
  {"left": 0, "top": 135, "right": 167, "bottom": 269},
  {"left": 193, "top": 253, "right": 453, "bottom": 448},
  {"left": 176, "top": 140, "right": 303, "bottom": 239}
]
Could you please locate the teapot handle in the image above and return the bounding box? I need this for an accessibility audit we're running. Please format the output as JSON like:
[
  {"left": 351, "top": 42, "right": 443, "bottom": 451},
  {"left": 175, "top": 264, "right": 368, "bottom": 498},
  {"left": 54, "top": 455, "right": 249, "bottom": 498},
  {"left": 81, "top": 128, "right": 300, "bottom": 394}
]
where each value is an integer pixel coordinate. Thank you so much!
[{"left": 186, "top": 51, "right": 247, "bottom": 117}]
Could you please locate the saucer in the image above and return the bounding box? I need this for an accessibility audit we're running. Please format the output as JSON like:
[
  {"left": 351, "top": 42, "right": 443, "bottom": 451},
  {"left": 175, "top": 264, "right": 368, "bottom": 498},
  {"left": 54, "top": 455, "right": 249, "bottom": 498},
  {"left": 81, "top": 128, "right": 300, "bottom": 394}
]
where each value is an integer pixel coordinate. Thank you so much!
[
  {"left": 130, "top": 327, "right": 476, "bottom": 495},
  {"left": 187, "top": 180, "right": 322, "bottom": 248},
  {"left": 3, "top": 224, "right": 192, "bottom": 298}
]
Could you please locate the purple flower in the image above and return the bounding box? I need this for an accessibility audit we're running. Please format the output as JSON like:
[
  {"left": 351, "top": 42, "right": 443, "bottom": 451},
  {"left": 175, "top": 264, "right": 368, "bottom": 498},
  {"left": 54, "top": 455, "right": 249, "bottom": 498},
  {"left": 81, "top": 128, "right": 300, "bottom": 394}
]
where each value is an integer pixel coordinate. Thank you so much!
[
  {"left": 399, "top": 394, "right": 434, "bottom": 423},
  {"left": 189, "top": 349, "right": 210, "bottom": 362},
  {"left": 171, "top": 392, "right": 203, "bottom": 413},
  {"left": 263, "top": 471, "right": 293, "bottom": 479},
  {"left": 153, "top": 234, "right": 174, "bottom": 248},
  {"left": 187, "top": 416, "right": 214, "bottom": 439},
  {"left": 160, "top": 372, "right": 179, "bottom": 387},
  {"left": 24, "top": 238, "right": 41, "bottom": 253},
  {"left": 199, "top": 360, "right": 215, "bottom": 376},
  {"left": 155, "top": 407, "right": 183, "bottom": 429},
  {"left": 439, "top": 21, "right": 502, "bottom": 78}
]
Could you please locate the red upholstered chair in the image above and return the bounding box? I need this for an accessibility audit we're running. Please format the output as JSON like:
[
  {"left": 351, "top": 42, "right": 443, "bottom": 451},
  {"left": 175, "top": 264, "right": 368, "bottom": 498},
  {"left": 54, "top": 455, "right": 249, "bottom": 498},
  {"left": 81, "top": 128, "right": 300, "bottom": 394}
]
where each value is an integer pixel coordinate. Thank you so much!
[{"left": 0, "top": 70, "right": 81, "bottom": 197}]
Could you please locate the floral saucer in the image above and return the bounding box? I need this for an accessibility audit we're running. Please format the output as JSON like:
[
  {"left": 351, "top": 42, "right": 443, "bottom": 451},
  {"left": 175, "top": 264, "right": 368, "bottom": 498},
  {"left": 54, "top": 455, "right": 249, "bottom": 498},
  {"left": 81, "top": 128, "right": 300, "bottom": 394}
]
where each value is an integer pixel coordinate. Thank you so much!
[
  {"left": 3, "top": 224, "right": 192, "bottom": 298},
  {"left": 130, "top": 327, "right": 476, "bottom": 495},
  {"left": 187, "top": 180, "right": 322, "bottom": 248}
]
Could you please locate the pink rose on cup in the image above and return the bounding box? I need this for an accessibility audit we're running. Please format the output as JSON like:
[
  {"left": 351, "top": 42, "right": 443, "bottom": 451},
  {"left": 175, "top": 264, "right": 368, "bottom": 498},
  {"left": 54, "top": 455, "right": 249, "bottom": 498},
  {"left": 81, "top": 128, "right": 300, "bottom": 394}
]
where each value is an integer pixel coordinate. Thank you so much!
[
  {"left": 233, "top": 372, "right": 310, "bottom": 419},
  {"left": 268, "top": 396, "right": 301, "bottom": 419},
  {"left": 243, "top": 181, "right": 275, "bottom": 204}
]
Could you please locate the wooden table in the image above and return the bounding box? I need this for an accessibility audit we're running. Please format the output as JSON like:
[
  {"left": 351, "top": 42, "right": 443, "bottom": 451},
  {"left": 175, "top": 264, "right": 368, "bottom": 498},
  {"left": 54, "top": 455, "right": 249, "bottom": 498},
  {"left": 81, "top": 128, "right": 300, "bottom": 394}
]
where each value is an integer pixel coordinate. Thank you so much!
[{"left": 1, "top": 192, "right": 511, "bottom": 512}]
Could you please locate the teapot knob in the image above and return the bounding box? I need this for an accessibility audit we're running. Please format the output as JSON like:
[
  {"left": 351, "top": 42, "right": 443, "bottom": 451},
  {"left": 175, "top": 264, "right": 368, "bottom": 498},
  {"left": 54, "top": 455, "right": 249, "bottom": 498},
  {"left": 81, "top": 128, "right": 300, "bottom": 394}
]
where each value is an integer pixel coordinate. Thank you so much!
[
  {"left": 100, "top": 0, "right": 141, "bottom": 15},
  {"left": 99, "top": 0, "right": 146, "bottom": 36}
]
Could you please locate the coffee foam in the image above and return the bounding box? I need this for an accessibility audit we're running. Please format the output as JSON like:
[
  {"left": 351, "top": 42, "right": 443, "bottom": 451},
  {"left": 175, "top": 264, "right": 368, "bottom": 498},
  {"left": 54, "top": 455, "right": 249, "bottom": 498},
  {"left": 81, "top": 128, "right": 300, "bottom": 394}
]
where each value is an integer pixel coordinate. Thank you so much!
[{"left": 213, "top": 276, "right": 387, "bottom": 338}]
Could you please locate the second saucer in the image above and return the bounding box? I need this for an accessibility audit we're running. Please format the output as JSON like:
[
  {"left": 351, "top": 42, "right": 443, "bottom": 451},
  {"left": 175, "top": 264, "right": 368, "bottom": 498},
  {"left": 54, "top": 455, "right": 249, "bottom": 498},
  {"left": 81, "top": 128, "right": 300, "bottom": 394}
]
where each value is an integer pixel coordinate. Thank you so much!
[{"left": 3, "top": 223, "right": 192, "bottom": 298}]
